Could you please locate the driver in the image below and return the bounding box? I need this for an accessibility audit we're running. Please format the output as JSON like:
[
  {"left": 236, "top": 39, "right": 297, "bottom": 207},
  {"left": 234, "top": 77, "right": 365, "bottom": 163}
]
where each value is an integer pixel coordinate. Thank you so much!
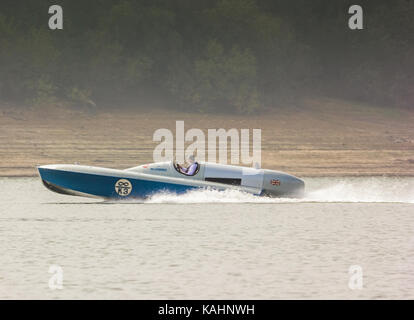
[{"left": 177, "top": 155, "right": 198, "bottom": 176}]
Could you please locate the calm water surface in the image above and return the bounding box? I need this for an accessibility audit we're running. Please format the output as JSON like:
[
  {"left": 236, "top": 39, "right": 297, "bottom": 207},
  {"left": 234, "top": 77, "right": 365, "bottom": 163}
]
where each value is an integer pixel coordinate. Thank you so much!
[{"left": 0, "top": 177, "right": 413, "bottom": 299}]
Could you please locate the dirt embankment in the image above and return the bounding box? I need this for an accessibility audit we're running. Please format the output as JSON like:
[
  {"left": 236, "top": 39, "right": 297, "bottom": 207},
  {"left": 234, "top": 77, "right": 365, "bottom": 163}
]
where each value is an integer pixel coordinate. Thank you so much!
[{"left": 1, "top": 98, "right": 413, "bottom": 177}]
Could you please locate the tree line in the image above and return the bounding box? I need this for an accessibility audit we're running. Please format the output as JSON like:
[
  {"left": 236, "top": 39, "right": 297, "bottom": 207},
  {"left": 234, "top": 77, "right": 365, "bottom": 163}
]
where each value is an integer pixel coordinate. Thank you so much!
[{"left": 0, "top": 0, "right": 412, "bottom": 113}]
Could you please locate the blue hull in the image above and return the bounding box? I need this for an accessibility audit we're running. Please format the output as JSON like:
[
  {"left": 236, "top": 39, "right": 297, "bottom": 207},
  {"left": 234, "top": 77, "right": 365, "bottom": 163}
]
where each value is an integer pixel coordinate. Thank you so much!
[{"left": 38, "top": 168, "right": 198, "bottom": 199}]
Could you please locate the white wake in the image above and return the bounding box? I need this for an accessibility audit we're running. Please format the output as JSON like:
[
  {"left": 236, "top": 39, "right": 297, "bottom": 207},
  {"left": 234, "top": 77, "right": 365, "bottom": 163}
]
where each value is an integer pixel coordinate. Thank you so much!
[{"left": 144, "top": 177, "right": 414, "bottom": 204}]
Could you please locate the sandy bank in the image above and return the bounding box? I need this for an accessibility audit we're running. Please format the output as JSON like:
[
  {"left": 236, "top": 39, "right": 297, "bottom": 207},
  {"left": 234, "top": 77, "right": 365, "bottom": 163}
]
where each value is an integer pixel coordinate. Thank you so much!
[{"left": 1, "top": 98, "right": 413, "bottom": 177}]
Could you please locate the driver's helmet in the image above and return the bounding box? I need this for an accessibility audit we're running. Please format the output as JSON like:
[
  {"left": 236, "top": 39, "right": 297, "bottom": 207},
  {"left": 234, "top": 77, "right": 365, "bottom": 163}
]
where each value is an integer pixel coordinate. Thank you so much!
[{"left": 187, "top": 155, "right": 195, "bottom": 164}]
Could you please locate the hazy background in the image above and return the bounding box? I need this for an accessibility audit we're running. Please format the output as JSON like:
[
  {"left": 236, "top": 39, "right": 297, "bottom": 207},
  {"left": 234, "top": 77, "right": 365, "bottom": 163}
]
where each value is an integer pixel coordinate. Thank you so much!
[
  {"left": 0, "top": 0, "right": 413, "bottom": 113},
  {"left": 0, "top": 1, "right": 413, "bottom": 177}
]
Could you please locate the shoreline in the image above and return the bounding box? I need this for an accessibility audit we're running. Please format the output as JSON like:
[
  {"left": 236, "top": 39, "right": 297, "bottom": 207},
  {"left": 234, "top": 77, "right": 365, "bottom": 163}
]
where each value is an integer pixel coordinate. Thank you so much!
[{"left": 1, "top": 98, "right": 413, "bottom": 177}]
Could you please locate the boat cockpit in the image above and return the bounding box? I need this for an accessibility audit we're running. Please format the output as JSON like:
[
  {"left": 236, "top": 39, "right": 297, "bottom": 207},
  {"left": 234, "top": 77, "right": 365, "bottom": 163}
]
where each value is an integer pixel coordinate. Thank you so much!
[{"left": 173, "top": 161, "right": 201, "bottom": 176}]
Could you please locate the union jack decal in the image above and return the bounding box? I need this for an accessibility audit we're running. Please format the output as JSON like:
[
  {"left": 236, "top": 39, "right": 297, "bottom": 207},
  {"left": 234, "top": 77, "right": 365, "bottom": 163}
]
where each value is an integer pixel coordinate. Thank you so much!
[{"left": 271, "top": 179, "right": 280, "bottom": 186}]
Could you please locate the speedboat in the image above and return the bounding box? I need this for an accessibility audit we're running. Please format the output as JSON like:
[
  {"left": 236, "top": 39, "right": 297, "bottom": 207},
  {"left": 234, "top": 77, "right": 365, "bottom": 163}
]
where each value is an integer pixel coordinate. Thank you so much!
[{"left": 38, "top": 161, "right": 304, "bottom": 199}]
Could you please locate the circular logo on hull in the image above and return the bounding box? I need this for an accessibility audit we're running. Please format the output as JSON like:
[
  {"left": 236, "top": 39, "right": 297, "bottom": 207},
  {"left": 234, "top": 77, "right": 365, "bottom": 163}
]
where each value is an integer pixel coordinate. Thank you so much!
[{"left": 115, "top": 179, "right": 132, "bottom": 196}]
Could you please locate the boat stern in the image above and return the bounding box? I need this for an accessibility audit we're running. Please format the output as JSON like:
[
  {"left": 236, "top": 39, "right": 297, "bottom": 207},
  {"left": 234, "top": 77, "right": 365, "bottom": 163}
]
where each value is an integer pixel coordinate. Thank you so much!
[{"left": 261, "top": 170, "right": 305, "bottom": 198}]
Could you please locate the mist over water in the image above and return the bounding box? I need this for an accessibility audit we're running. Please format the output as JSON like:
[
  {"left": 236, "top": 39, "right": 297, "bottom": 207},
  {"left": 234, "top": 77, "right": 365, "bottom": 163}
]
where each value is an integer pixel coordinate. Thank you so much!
[
  {"left": 145, "top": 177, "right": 414, "bottom": 204},
  {"left": 303, "top": 177, "right": 414, "bottom": 203}
]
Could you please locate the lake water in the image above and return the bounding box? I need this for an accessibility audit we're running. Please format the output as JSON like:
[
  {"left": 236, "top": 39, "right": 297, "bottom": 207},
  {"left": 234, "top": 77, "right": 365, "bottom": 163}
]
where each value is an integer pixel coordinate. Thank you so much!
[{"left": 0, "top": 177, "right": 413, "bottom": 299}]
